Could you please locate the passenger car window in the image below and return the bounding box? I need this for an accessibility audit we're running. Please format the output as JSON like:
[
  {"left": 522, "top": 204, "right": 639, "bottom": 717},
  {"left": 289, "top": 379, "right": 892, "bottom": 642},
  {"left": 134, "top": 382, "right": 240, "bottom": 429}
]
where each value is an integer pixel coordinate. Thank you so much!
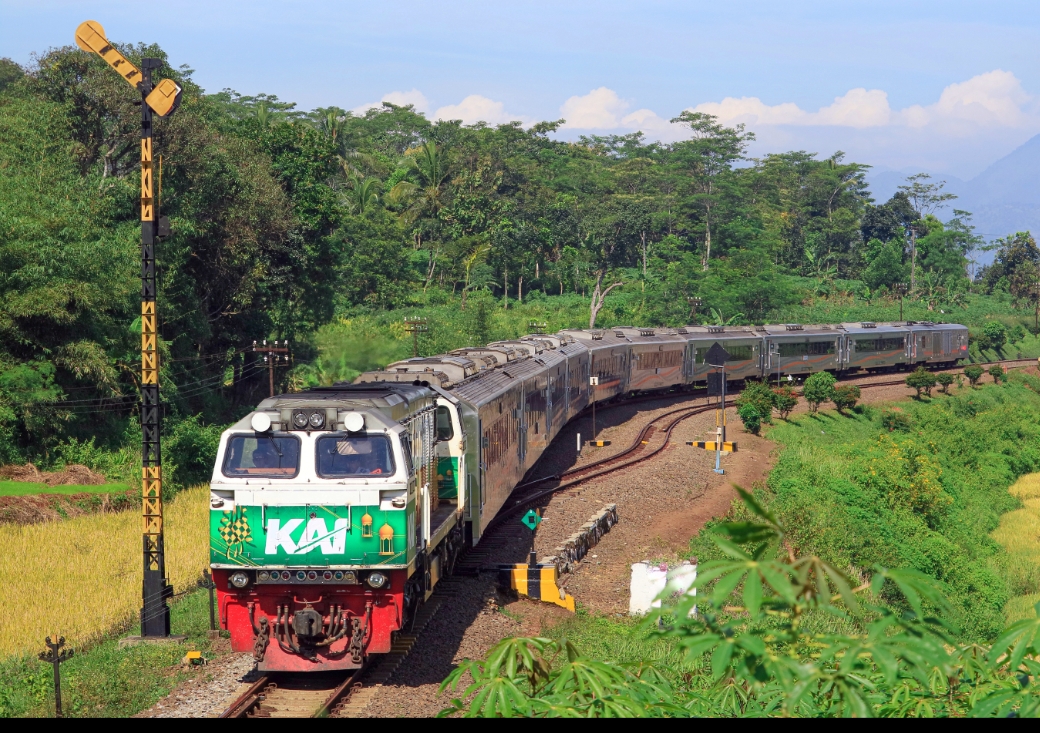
[
  {"left": 222, "top": 435, "right": 300, "bottom": 477},
  {"left": 316, "top": 435, "right": 395, "bottom": 478}
]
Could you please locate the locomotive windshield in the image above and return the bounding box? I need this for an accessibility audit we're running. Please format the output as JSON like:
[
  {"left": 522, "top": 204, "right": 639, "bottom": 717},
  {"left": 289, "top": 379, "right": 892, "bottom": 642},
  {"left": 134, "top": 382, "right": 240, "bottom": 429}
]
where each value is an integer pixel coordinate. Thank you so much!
[
  {"left": 222, "top": 434, "right": 300, "bottom": 477},
  {"left": 316, "top": 435, "right": 395, "bottom": 477}
]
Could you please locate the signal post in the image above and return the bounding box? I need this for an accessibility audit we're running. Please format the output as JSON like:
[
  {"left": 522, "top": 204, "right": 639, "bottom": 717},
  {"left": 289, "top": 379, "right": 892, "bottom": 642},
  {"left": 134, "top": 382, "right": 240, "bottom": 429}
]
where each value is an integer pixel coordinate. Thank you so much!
[
  {"left": 75, "top": 21, "right": 182, "bottom": 637},
  {"left": 687, "top": 341, "right": 737, "bottom": 473}
]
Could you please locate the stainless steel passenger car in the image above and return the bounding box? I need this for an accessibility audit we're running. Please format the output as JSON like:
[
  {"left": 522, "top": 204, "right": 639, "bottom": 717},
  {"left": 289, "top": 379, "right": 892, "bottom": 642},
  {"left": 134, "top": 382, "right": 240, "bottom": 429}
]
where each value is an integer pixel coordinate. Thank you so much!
[{"left": 357, "top": 319, "right": 967, "bottom": 545}]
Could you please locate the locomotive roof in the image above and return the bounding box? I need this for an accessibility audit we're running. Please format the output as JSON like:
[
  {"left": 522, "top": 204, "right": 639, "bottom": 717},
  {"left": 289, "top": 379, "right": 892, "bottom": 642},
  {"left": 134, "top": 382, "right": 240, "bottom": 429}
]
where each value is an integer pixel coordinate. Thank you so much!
[{"left": 254, "top": 382, "right": 435, "bottom": 425}]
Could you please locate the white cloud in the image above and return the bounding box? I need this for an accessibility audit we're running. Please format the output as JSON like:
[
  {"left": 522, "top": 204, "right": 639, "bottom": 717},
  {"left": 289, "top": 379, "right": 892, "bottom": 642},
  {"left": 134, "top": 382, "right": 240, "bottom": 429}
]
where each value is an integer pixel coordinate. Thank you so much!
[
  {"left": 690, "top": 71, "right": 1035, "bottom": 133},
  {"left": 560, "top": 87, "right": 630, "bottom": 128},
  {"left": 560, "top": 88, "right": 686, "bottom": 141},
  {"left": 433, "top": 95, "right": 528, "bottom": 125},
  {"left": 690, "top": 96, "right": 806, "bottom": 126},
  {"left": 899, "top": 70, "right": 1033, "bottom": 129},
  {"left": 352, "top": 89, "right": 429, "bottom": 115},
  {"left": 814, "top": 88, "right": 892, "bottom": 127}
]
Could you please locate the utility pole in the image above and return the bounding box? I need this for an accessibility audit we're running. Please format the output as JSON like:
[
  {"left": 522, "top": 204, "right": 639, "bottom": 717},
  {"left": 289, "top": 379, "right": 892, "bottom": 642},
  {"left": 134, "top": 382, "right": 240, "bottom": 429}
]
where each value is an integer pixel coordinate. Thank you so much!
[
  {"left": 687, "top": 297, "right": 703, "bottom": 324},
  {"left": 894, "top": 283, "right": 908, "bottom": 322},
  {"left": 403, "top": 318, "right": 428, "bottom": 358},
  {"left": 253, "top": 340, "right": 290, "bottom": 397},
  {"left": 76, "top": 21, "right": 182, "bottom": 637}
]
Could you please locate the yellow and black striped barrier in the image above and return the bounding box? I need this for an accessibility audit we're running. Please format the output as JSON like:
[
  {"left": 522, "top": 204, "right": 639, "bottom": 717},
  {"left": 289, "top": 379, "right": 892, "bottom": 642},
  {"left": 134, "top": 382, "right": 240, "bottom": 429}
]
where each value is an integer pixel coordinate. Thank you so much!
[
  {"left": 498, "top": 553, "right": 576, "bottom": 612},
  {"left": 587, "top": 440, "right": 611, "bottom": 447},
  {"left": 686, "top": 440, "right": 737, "bottom": 453}
]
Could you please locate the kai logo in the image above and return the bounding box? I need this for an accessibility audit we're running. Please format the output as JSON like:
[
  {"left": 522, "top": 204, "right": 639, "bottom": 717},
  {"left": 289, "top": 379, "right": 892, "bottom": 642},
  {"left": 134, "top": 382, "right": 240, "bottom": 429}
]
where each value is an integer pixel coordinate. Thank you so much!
[{"left": 265, "top": 517, "right": 349, "bottom": 555}]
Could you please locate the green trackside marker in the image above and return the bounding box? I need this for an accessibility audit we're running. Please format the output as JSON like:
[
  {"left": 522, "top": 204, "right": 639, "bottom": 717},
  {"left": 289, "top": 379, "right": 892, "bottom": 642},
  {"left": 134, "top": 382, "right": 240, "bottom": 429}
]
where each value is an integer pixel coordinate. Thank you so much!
[{"left": 521, "top": 509, "right": 541, "bottom": 531}]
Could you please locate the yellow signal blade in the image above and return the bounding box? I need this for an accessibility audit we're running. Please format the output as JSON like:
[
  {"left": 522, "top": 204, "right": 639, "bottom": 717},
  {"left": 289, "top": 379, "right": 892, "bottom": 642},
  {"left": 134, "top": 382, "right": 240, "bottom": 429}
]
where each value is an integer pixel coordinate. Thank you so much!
[
  {"left": 146, "top": 78, "right": 182, "bottom": 117},
  {"left": 75, "top": 20, "right": 142, "bottom": 87}
]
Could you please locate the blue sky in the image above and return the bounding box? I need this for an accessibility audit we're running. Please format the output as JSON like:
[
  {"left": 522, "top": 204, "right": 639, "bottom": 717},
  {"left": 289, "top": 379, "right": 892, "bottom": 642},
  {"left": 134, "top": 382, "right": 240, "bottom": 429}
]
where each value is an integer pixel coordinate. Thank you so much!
[{"left": 4, "top": 1, "right": 1040, "bottom": 178}]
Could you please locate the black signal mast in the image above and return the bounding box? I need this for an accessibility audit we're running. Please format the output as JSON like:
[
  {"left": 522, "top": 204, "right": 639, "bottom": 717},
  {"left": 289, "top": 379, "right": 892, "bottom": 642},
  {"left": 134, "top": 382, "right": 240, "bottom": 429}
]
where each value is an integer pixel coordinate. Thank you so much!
[{"left": 75, "top": 21, "right": 182, "bottom": 637}]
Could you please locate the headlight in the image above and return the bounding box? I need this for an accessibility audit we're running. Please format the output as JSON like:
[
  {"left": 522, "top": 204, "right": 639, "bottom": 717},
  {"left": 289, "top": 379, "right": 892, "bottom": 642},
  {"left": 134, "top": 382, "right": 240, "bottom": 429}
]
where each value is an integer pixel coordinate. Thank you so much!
[
  {"left": 229, "top": 571, "right": 250, "bottom": 589},
  {"left": 365, "top": 571, "right": 388, "bottom": 589},
  {"left": 308, "top": 410, "right": 325, "bottom": 429},
  {"left": 293, "top": 411, "right": 309, "bottom": 429}
]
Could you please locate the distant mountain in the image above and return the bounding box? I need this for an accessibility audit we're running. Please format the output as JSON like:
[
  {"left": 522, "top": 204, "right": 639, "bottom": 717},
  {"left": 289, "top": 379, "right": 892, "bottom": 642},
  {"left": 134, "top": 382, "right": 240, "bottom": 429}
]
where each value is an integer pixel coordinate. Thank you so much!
[
  {"left": 960, "top": 134, "right": 1040, "bottom": 242},
  {"left": 865, "top": 135, "right": 1040, "bottom": 257}
]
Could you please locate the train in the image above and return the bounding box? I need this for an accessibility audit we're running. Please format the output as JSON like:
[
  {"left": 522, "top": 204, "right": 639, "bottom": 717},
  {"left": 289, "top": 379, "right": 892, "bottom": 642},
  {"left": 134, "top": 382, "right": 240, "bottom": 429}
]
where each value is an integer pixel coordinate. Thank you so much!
[{"left": 208, "top": 319, "right": 967, "bottom": 671}]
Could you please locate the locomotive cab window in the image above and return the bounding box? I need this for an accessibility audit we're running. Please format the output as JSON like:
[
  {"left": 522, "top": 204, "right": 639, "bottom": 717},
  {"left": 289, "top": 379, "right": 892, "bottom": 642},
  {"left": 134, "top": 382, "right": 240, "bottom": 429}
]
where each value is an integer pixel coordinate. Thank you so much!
[
  {"left": 222, "top": 434, "right": 300, "bottom": 478},
  {"left": 316, "top": 435, "right": 395, "bottom": 477},
  {"left": 435, "top": 406, "right": 454, "bottom": 441}
]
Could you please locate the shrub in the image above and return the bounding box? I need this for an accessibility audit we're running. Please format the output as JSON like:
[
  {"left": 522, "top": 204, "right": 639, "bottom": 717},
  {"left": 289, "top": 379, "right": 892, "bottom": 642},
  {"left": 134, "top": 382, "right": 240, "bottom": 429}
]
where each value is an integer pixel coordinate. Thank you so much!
[
  {"left": 989, "top": 364, "right": 1005, "bottom": 384},
  {"left": 831, "top": 383, "right": 861, "bottom": 413},
  {"left": 802, "top": 371, "right": 836, "bottom": 413},
  {"left": 737, "top": 402, "right": 762, "bottom": 434},
  {"left": 735, "top": 381, "right": 775, "bottom": 426},
  {"left": 1009, "top": 323, "right": 1027, "bottom": 343},
  {"left": 936, "top": 372, "right": 954, "bottom": 394},
  {"left": 906, "top": 366, "right": 937, "bottom": 398},
  {"left": 964, "top": 364, "right": 984, "bottom": 387},
  {"left": 772, "top": 384, "right": 799, "bottom": 419},
  {"left": 164, "top": 415, "right": 223, "bottom": 490},
  {"left": 880, "top": 408, "right": 912, "bottom": 432},
  {"left": 983, "top": 321, "right": 1008, "bottom": 352}
]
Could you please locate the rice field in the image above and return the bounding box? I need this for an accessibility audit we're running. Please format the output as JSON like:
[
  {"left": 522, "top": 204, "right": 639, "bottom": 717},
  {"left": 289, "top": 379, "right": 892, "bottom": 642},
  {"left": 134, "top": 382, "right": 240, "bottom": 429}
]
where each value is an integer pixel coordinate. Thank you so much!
[
  {"left": 0, "top": 486, "right": 209, "bottom": 659},
  {"left": 992, "top": 473, "right": 1040, "bottom": 623}
]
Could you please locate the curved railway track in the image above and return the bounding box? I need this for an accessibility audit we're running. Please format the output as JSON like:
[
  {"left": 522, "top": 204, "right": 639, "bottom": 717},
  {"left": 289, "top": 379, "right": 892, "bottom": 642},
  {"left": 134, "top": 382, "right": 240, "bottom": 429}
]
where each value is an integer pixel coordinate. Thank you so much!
[{"left": 217, "top": 356, "right": 1035, "bottom": 718}]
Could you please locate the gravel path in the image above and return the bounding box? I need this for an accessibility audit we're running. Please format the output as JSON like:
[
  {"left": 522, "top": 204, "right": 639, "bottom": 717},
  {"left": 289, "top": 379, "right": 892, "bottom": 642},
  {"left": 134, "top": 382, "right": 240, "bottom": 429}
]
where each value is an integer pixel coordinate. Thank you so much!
[{"left": 135, "top": 645, "right": 258, "bottom": 718}]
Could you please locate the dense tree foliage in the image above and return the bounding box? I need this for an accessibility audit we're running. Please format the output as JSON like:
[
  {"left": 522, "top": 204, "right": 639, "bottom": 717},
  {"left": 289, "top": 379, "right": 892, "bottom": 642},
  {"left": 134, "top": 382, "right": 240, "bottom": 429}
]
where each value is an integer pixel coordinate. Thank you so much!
[{"left": 0, "top": 39, "right": 1010, "bottom": 477}]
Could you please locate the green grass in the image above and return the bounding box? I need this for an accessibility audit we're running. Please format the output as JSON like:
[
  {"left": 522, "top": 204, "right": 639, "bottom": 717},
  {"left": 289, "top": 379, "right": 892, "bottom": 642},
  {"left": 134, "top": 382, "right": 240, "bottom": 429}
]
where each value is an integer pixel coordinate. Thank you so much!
[
  {"left": 0, "top": 482, "right": 131, "bottom": 497},
  {"left": 692, "top": 374, "right": 1040, "bottom": 641},
  {"left": 0, "top": 588, "right": 227, "bottom": 718},
  {"left": 538, "top": 606, "right": 696, "bottom": 691}
]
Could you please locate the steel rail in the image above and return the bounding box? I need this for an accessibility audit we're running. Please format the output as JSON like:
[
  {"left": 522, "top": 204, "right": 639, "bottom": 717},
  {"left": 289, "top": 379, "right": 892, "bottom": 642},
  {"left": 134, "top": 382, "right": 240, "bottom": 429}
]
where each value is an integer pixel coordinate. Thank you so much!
[
  {"left": 494, "top": 356, "right": 1039, "bottom": 526},
  {"left": 217, "top": 674, "right": 274, "bottom": 718}
]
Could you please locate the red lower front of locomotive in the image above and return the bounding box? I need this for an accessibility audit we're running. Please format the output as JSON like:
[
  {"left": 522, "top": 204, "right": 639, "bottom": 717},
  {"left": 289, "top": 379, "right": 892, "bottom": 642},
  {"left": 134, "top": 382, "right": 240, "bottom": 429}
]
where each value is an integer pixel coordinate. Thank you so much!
[{"left": 213, "top": 569, "right": 405, "bottom": 672}]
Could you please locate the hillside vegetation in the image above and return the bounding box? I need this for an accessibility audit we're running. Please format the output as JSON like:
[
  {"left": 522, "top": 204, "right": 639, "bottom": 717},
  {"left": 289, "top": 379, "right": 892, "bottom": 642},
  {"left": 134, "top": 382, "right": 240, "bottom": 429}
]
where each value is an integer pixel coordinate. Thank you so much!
[
  {"left": 713, "top": 376, "right": 1040, "bottom": 639},
  {"left": 442, "top": 377, "right": 1040, "bottom": 717}
]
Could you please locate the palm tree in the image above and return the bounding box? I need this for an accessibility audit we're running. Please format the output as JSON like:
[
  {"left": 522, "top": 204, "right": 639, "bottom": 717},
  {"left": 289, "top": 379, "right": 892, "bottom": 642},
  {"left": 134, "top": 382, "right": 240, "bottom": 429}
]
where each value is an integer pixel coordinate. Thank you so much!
[
  {"left": 312, "top": 107, "right": 347, "bottom": 147},
  {"left": 386, "top": 141, "right": 450, "bottom": 226},
  {"left": 342, "top": 173, "right": 382, "bottom": 216}
]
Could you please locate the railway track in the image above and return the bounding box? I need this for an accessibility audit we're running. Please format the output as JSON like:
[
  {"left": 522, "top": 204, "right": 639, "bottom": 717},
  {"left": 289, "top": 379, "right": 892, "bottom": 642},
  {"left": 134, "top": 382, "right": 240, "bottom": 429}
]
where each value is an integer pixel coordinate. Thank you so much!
[
  {"left": 497, "top": 356, "right": 1038, "bottom": 524},
  {"left": 216, "top": 356, "right": 1035, "bottom": 718}
]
